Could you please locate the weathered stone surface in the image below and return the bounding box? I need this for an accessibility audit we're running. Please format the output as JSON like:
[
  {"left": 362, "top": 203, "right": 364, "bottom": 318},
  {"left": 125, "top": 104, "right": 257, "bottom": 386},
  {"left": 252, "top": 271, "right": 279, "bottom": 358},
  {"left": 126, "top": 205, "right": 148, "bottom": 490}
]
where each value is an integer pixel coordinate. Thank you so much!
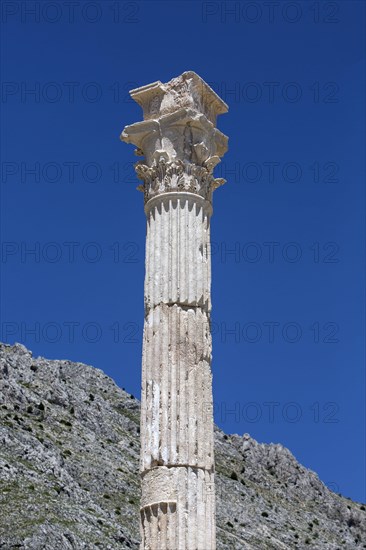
[
  {"left": 1, "top": 342, "right": 365, "bottom": 550},
  {"left": 144, "top": 196, "right": 212, "bottom": 311},
  {"left": 121, "top": 71, "right": 228, "bottom": 205},
  {"left": 126, "top": 71, "right": 227, "bottom": 125},
  {"left": 141, "top": 304, "right": 213, "bottom": 471},
  {"left": 122, "top": 72, "right": 229, "bottom": 549}
]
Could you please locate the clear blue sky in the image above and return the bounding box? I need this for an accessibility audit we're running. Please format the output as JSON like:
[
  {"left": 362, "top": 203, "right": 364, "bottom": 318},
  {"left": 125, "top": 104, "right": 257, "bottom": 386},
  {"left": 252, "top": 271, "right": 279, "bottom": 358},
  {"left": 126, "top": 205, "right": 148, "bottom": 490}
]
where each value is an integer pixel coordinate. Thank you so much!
[{"left": 1, "top": 1, "right": 365, "bottom": 502}]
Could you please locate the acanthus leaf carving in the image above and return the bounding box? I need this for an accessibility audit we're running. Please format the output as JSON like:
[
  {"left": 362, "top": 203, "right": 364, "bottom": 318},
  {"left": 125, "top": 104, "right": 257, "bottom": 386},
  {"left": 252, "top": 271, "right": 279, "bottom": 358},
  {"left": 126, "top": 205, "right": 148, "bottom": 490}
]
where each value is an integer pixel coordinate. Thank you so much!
[{"left": 134, "top": 159, "right": 217, "bottom": 203}]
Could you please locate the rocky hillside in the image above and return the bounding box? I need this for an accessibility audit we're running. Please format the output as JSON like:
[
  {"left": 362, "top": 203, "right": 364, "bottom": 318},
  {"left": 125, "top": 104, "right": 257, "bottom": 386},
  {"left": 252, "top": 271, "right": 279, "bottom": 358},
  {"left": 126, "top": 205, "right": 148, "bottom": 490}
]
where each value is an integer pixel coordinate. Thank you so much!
[{"left": 0, "top": 343, "right": 365, "bottom": 550}]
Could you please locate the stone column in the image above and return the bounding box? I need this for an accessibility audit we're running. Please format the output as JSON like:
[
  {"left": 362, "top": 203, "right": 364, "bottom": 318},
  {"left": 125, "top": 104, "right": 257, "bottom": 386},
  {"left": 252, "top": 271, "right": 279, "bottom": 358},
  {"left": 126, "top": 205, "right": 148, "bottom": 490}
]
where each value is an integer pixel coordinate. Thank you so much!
[{"left": 121, "top": 71, "right": 228, "bottom": 550}]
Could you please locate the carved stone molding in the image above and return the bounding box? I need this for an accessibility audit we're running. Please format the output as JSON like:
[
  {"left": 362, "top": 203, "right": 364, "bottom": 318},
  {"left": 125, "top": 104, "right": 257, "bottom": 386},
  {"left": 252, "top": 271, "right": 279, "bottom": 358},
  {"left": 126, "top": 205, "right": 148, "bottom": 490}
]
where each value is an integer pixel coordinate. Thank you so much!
[
  {"left": 121, "top": 72, "right": 228, "bottom": 206},
  {"left": 134, "top": 157, "right": 225, "bottom": 203}
]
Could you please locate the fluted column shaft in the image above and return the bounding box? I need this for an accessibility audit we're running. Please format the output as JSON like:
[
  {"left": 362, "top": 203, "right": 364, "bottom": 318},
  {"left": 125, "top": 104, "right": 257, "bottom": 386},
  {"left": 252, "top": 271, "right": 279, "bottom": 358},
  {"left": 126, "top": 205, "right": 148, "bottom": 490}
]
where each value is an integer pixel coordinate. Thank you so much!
[{"left": 140, "top": 193, "right": 215, "bottom": 550}]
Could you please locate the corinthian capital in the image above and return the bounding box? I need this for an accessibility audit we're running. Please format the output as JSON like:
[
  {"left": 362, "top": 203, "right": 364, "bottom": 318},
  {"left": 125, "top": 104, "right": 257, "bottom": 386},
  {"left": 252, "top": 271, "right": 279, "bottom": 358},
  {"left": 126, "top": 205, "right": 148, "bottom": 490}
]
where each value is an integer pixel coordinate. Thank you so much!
[{"left": 120, "top": 71, "right": 228, "bottom": 204}]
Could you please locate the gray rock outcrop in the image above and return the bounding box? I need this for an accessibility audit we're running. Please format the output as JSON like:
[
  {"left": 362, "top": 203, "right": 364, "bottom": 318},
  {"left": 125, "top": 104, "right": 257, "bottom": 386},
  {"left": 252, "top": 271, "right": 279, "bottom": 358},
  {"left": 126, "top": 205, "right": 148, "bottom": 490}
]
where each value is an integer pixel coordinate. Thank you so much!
[{"left": 0, "top": 343, "right": 365, "bottom": 549}]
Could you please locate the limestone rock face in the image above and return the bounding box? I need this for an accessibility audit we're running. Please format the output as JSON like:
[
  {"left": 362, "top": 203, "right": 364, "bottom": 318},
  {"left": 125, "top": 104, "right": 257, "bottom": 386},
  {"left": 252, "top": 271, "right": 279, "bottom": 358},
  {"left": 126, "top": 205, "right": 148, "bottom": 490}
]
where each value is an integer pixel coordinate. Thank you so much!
[
  {"left": 0, "top": 343, "right": 141, "bottom": 550},
  {"left": 121, "top": 72, "right": 229, "bottom": 550},
  {"left": 1, "top": 343, "right": 366, "bottom": 550}
]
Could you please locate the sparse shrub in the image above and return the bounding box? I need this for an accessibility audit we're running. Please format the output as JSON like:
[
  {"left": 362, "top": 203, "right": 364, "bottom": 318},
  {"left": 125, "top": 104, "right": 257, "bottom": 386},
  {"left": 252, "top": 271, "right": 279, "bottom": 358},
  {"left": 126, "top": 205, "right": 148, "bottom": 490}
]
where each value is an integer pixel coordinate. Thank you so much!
[
  {"left": 347, "top": 516, "right": 357, "bottom": 528},
  {"left": 103, "top": 494, "right": 111, "bottom": 499}
]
